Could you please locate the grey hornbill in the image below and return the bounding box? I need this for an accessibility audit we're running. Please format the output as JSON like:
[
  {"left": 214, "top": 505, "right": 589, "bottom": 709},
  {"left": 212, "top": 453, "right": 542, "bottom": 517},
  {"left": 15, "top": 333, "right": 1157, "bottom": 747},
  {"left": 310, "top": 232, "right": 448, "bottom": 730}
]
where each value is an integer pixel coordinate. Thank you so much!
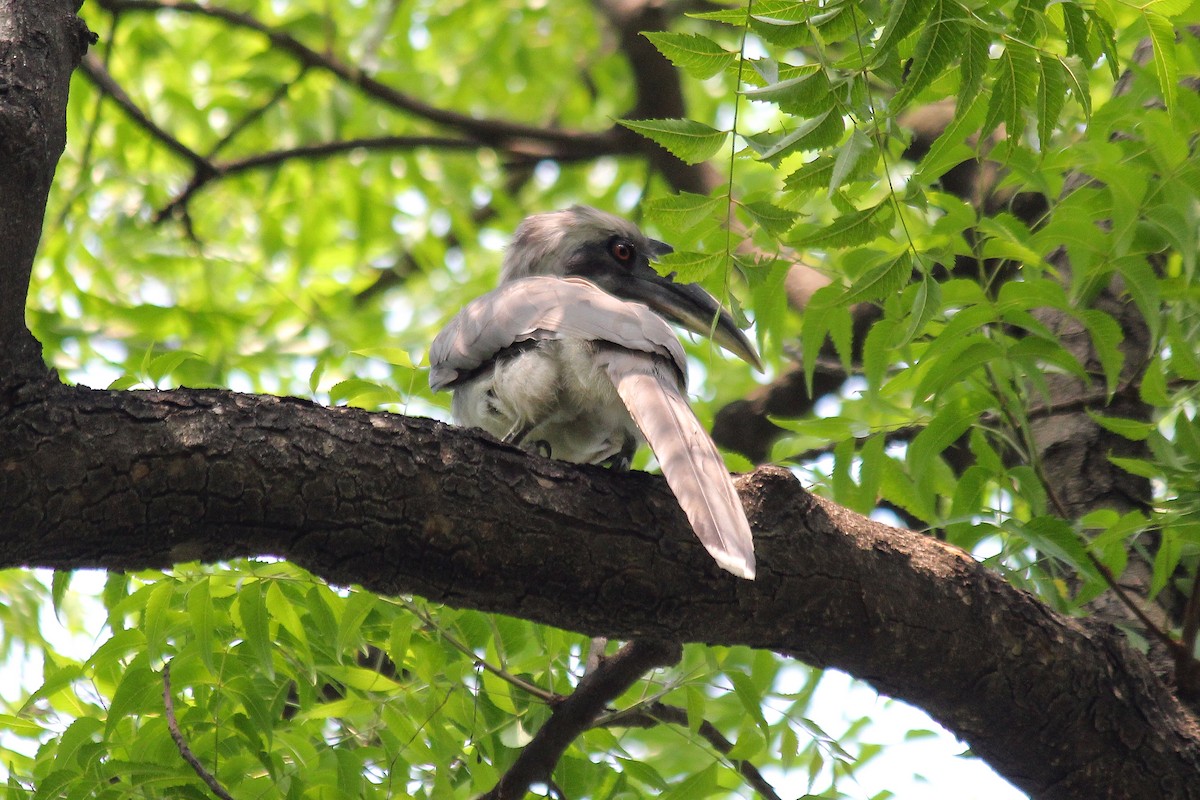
[{"left": 429, "top": 207, "right": 761, "bottom": 579}]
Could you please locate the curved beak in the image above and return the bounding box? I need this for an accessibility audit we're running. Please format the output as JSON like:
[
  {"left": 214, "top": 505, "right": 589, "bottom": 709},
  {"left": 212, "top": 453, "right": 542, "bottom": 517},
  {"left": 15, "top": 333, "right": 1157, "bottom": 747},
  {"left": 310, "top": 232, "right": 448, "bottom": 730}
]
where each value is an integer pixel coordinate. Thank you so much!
[{"left": 613, "top": 250, "right": 763, "bottom": 372}]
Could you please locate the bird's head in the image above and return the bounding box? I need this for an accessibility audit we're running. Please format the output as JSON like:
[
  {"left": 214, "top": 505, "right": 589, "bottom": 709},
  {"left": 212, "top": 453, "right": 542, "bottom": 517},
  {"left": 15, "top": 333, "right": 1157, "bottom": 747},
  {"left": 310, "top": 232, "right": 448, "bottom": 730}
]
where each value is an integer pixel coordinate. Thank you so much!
[{"left": 501, "top": 206, "right": 763, "bottom": 370}]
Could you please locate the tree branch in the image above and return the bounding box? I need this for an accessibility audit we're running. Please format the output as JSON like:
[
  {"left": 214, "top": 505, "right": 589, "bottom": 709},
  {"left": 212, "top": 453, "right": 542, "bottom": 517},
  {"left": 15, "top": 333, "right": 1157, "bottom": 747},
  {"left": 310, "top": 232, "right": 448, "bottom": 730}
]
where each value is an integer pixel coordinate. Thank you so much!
[
  {"left": 0, "top": 382, "right": 1197, "bottom": 799},
  {"left": 77, "top": 53, "right": 216, "bottom": 177},
  {"left": 604, "top": 701, "right": 783, "bottom": 800},
  {"left": 481, "top": 639, "right": 682, "bottom": 799},
  {"left": 163, "top": 662, "right": 236, "bottom": 800},
  {"left": 153, "top": 135, "right": 483, "bottom": 223},
  {"left": 92, "top": 0, "right": 623, "bottom": 156},
  {"left": 0, "top": 0, "right": 94, "bottom": 369}
]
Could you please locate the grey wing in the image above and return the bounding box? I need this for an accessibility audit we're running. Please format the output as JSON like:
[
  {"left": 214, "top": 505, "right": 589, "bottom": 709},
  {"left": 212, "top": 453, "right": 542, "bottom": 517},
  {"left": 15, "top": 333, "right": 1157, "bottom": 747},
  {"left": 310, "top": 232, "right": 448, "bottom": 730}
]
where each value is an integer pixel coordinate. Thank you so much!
[
  {"left": 602, "top": 351, "right": 756, "bottom": 580},
  {"left": 429, "top": 276, "right": 687, "bottom": 390}
]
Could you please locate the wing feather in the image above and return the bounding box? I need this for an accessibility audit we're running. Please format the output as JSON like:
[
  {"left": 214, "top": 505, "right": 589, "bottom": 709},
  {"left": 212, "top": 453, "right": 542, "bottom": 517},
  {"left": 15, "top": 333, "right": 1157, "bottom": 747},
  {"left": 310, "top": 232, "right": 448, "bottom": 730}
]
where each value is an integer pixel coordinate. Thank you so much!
[
  {"left": 603, "top": 352, "right": 756, "bottom": 580},
  {"left": 429, "top": 277, "right": 686, "bottom": 390}
]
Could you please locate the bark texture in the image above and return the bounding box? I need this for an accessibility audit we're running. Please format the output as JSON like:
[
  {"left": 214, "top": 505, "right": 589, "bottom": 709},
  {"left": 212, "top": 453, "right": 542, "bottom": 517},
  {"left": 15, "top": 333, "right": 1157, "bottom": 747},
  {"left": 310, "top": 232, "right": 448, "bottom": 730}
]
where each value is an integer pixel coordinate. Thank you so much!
[{"left": 1, "top": 383, "right": 1199, "bottom": 798}]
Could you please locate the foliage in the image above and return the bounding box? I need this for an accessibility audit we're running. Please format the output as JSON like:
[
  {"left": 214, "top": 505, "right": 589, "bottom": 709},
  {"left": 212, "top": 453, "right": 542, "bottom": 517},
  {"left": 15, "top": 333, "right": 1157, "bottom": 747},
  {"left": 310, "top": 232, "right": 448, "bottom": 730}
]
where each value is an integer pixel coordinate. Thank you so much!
[{"left": 9, "top": 0, "right": 1200, "bottom": 796}]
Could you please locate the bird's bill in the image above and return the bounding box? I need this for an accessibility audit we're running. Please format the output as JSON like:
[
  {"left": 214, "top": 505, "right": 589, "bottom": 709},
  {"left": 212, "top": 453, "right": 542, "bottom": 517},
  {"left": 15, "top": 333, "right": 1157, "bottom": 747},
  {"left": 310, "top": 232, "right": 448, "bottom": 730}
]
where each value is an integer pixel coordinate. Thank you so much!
[{"left": 618, "top": 272, "right": 764, "bottom": 371}]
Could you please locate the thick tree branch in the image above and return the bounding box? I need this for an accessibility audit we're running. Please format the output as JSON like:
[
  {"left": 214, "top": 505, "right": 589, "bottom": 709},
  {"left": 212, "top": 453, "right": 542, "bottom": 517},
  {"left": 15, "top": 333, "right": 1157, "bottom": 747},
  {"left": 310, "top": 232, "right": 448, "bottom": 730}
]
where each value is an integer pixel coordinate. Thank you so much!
[
  {"left": 0, "top": 0, "right": 94, "bottom": 377},
  {"left": 0, "top": 382, "right": 1197, "bottom": 799}
]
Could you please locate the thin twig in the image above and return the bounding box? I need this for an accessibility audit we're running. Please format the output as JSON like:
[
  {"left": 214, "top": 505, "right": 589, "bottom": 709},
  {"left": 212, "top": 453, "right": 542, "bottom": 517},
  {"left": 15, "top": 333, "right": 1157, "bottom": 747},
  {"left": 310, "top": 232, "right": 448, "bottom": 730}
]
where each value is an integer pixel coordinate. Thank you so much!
[
  {"left": 154, "top": 135, "right": 479, "bottom": 222},
  {"left": 162, "top": 662, "right": 236, "bottom": 800},
  {"left": 77, "top": 53, "right": 215, "bottom": 177},
  {"left": 605, "top": 701, "right": 784, "bottom": 800},
  {"left": 479, "top": 639, "right": 682, "bottom": 800},
  {"left": 399, "top": 599, "right": 560, "bottom": 703},
  {"left": 95, "top": 0, "right": 620, "bottom": 154},
  {"left": 208, "top": 67, "right": 307, "bottom": 158}
]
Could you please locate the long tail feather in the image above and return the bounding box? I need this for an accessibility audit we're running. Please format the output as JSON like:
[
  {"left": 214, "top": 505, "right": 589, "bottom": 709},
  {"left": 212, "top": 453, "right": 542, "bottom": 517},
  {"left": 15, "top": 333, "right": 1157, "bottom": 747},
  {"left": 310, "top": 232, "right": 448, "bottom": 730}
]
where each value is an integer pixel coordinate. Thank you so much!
[{"left": 605, "top": 355, "right": 756, "bottom": 580}]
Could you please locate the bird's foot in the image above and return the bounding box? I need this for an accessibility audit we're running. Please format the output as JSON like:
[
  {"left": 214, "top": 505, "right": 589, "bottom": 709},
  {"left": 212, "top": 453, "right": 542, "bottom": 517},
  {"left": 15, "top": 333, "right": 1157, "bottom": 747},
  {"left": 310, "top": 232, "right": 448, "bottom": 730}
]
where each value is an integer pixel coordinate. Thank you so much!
[
  {"left": 502, "top": 422, "right": 532, "bottom": 447},
  {"left": 530, "top": 439, "right": 552, "bottom": 459},
  {"left": 600, "top": 453, "right": 631, "bottom": 471}
]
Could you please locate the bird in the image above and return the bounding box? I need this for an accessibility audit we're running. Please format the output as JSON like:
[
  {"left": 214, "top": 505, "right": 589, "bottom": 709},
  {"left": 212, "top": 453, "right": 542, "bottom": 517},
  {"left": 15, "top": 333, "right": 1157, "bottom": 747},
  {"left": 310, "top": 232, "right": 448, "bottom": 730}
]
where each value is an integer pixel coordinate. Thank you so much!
[{"left": 428, "top": 206, "right": 761, "bottom": 579}]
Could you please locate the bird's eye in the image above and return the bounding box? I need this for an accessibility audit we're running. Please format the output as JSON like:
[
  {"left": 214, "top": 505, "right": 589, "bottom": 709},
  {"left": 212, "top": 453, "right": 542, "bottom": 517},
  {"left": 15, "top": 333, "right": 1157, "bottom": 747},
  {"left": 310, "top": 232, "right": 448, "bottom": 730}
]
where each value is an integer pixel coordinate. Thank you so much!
[{"left": 610, "top": 240, "right": 635, "bottom": 264}]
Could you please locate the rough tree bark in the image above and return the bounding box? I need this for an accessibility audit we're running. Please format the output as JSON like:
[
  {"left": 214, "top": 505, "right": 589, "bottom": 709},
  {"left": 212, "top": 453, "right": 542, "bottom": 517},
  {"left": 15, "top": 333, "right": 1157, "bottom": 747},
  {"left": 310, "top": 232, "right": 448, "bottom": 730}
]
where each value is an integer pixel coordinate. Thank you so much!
[{"left": 2, "top": 3, "right": 1199, "bottom": 799}]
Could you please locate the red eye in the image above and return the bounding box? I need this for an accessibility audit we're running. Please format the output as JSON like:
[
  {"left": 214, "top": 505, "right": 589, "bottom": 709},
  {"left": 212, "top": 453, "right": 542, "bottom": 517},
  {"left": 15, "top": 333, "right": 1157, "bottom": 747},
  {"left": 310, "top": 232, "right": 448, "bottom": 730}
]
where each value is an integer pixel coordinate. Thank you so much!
[{"left": 611, "top": 241, "right": 635, "bottom": 264}]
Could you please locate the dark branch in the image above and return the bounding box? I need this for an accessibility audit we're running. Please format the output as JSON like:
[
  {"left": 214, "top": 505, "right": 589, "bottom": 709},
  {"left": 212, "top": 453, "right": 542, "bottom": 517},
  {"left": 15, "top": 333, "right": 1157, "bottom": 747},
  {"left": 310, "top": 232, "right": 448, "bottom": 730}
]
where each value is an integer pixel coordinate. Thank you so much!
[
  {"left": 0, "top": 383, "right": 1197, "bottom": 799},
  {"left": 0, "top": 0, "right": 94, "bottom": 370},
  {"left": 481, "top": 639, "right": 682, "bottom": 799},
  {"left": 163, "top": 662, "right": 236, "bottom": 800},
  {"left": 605, "top": 701, "right": 783, "bottom": 800},
  {"left": 154, "top": 135, "right": 482, "bottom": 222},
  {"left": 78, "top": 53, "right": 216, "bottom": 177},
  {"left": 93, "top": 0, "right": 622, "bottom": 156}
]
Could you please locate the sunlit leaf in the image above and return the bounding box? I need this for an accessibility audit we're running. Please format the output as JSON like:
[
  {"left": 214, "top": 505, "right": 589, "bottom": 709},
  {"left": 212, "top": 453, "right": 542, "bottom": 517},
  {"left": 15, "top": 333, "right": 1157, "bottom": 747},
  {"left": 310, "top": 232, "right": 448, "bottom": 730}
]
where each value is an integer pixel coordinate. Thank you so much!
[
  {"left": 616, "top": 118, "right": 728, "bottom": 164},
  {"left": 643, "top": 32, "right": 737, "bottom": 79}
]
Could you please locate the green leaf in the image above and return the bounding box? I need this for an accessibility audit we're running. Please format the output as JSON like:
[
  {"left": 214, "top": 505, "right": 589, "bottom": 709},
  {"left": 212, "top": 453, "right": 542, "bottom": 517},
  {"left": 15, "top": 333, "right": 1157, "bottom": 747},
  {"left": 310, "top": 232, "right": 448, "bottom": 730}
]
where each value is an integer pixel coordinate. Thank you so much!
[
  {"left": 691, "top": 1, "right": 811, "bottom": 24},
  {"left": 957, "top": 24, "right": 990, "bottom": 108},
  {"left": 1062, "top": 2, "right": 1091, "bottom": 65},
  {"left": 830, "top": 128, "right": 876, "bottom": 194},
  {"left": 746, "top": 109, "right": 844, "bottom": 164},
  {"left": 351, "top": 347, "right": 415, "bottom": 367},
  {"left": 790, "top": 201, "right": 890, "bottom": 250},
  {"left": 1150, "top": 528, "right": 1182, "bottom": 599},
  {"left": 1143, "top": 11, "right": 1179, "bottom": 111},
  {"left": 984, "top": 42, "right": 1037, "bottom": 145},
  {"left": 1080, "top": 309, "right": 1124, "bottom": 393},
  {"left": 742, "top": 200, "right": 799, "bottom": 236},
  {"left": 892, "top": 0, "right": 966, "bottom": 109},
  {"left": 147, "top": 350, "right": 204, "bottom": 385},
  {"left": 727, "top": 671, "right": 770, "bottom": 733},
  {"left": 187, "top": 578, "right": 215, "bottom": 673},
  {"left": 1140, "top": 355, "right": 1170, "bottom": 406},
  {"left": 1091, "top": 11, "right": 1121, "bottom": 81},
  {"left": 1014, "top": 516, "right": 1102, "bottom": 581},
  {"left": 684, "top": 685, "right": 706, "bottom": 735},
  {"left": 1146, "top": 0, "right": 1193, "bottom": 13},
  {"left": 1061, "top": 55, "right": 1092, "bottom": 120},
  {"left": 801, "top": 285, "right": 853, "bottom": 393},
  {"left": 645, "top": 192, "right": 724, "bottom": 234},
  {"left": 783, "top": 155, "right": 838, "bottom": 194},
  {"left": 236, "top": 581, "right": 274, "bottom": 677},
  {"left": 1108, "top": 455, "right": 1162, "bottom": 480},
  {"left": 51, "top": 570, "right": 71, "bottom": 620},
  {"left": 655, "top": 249, "right": 725, "bottom": 283},
  {"left": 874, "top": 0, "right": 935, "bottom": 55},
  {"left": 642, "top": 32, "right": 737, "bottom": 79},
  {"left": 907, "top": 392, "right": 991, "bottom": 474},
  {"left": 863, "top": 318, "right": 902, "bottom": 390},
  {"left": 337, "top": 592, "right": 377, "bottom": 656},
  {"left": 616, "top": 119, "right": 728, "bottom": 165},
  {"left": 840, "top": 251, "right": 912, "bottom": 307},
  {"left": 143, "top": 580, "right": 176, "bottom": 666},
  {"left": 329, "top": 378, "right": 403, "bottom": 407},
  {"left": 660, "top": 763, "right": 720, "bottom": 800},
  {"left": 914, "top": 336, "right": 1004, "bottom": 400},
  {"left": 1087, "top": 412, "right": 1154, "bottom": 441},
  {"left": 913, "top": 93, "right": 986, "bottom": 183},
  {"left": 899, "top": 274, "right": 941, "bottom": 345},
  {"left": 1036, "top": 56, "right": 1066, "bottom": 147},
  {"left": 105, "top": 655, "right": 159, "bottom": 737},
  {"left": 743, "top": 67, "right": 830, "bottom": 115}
]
